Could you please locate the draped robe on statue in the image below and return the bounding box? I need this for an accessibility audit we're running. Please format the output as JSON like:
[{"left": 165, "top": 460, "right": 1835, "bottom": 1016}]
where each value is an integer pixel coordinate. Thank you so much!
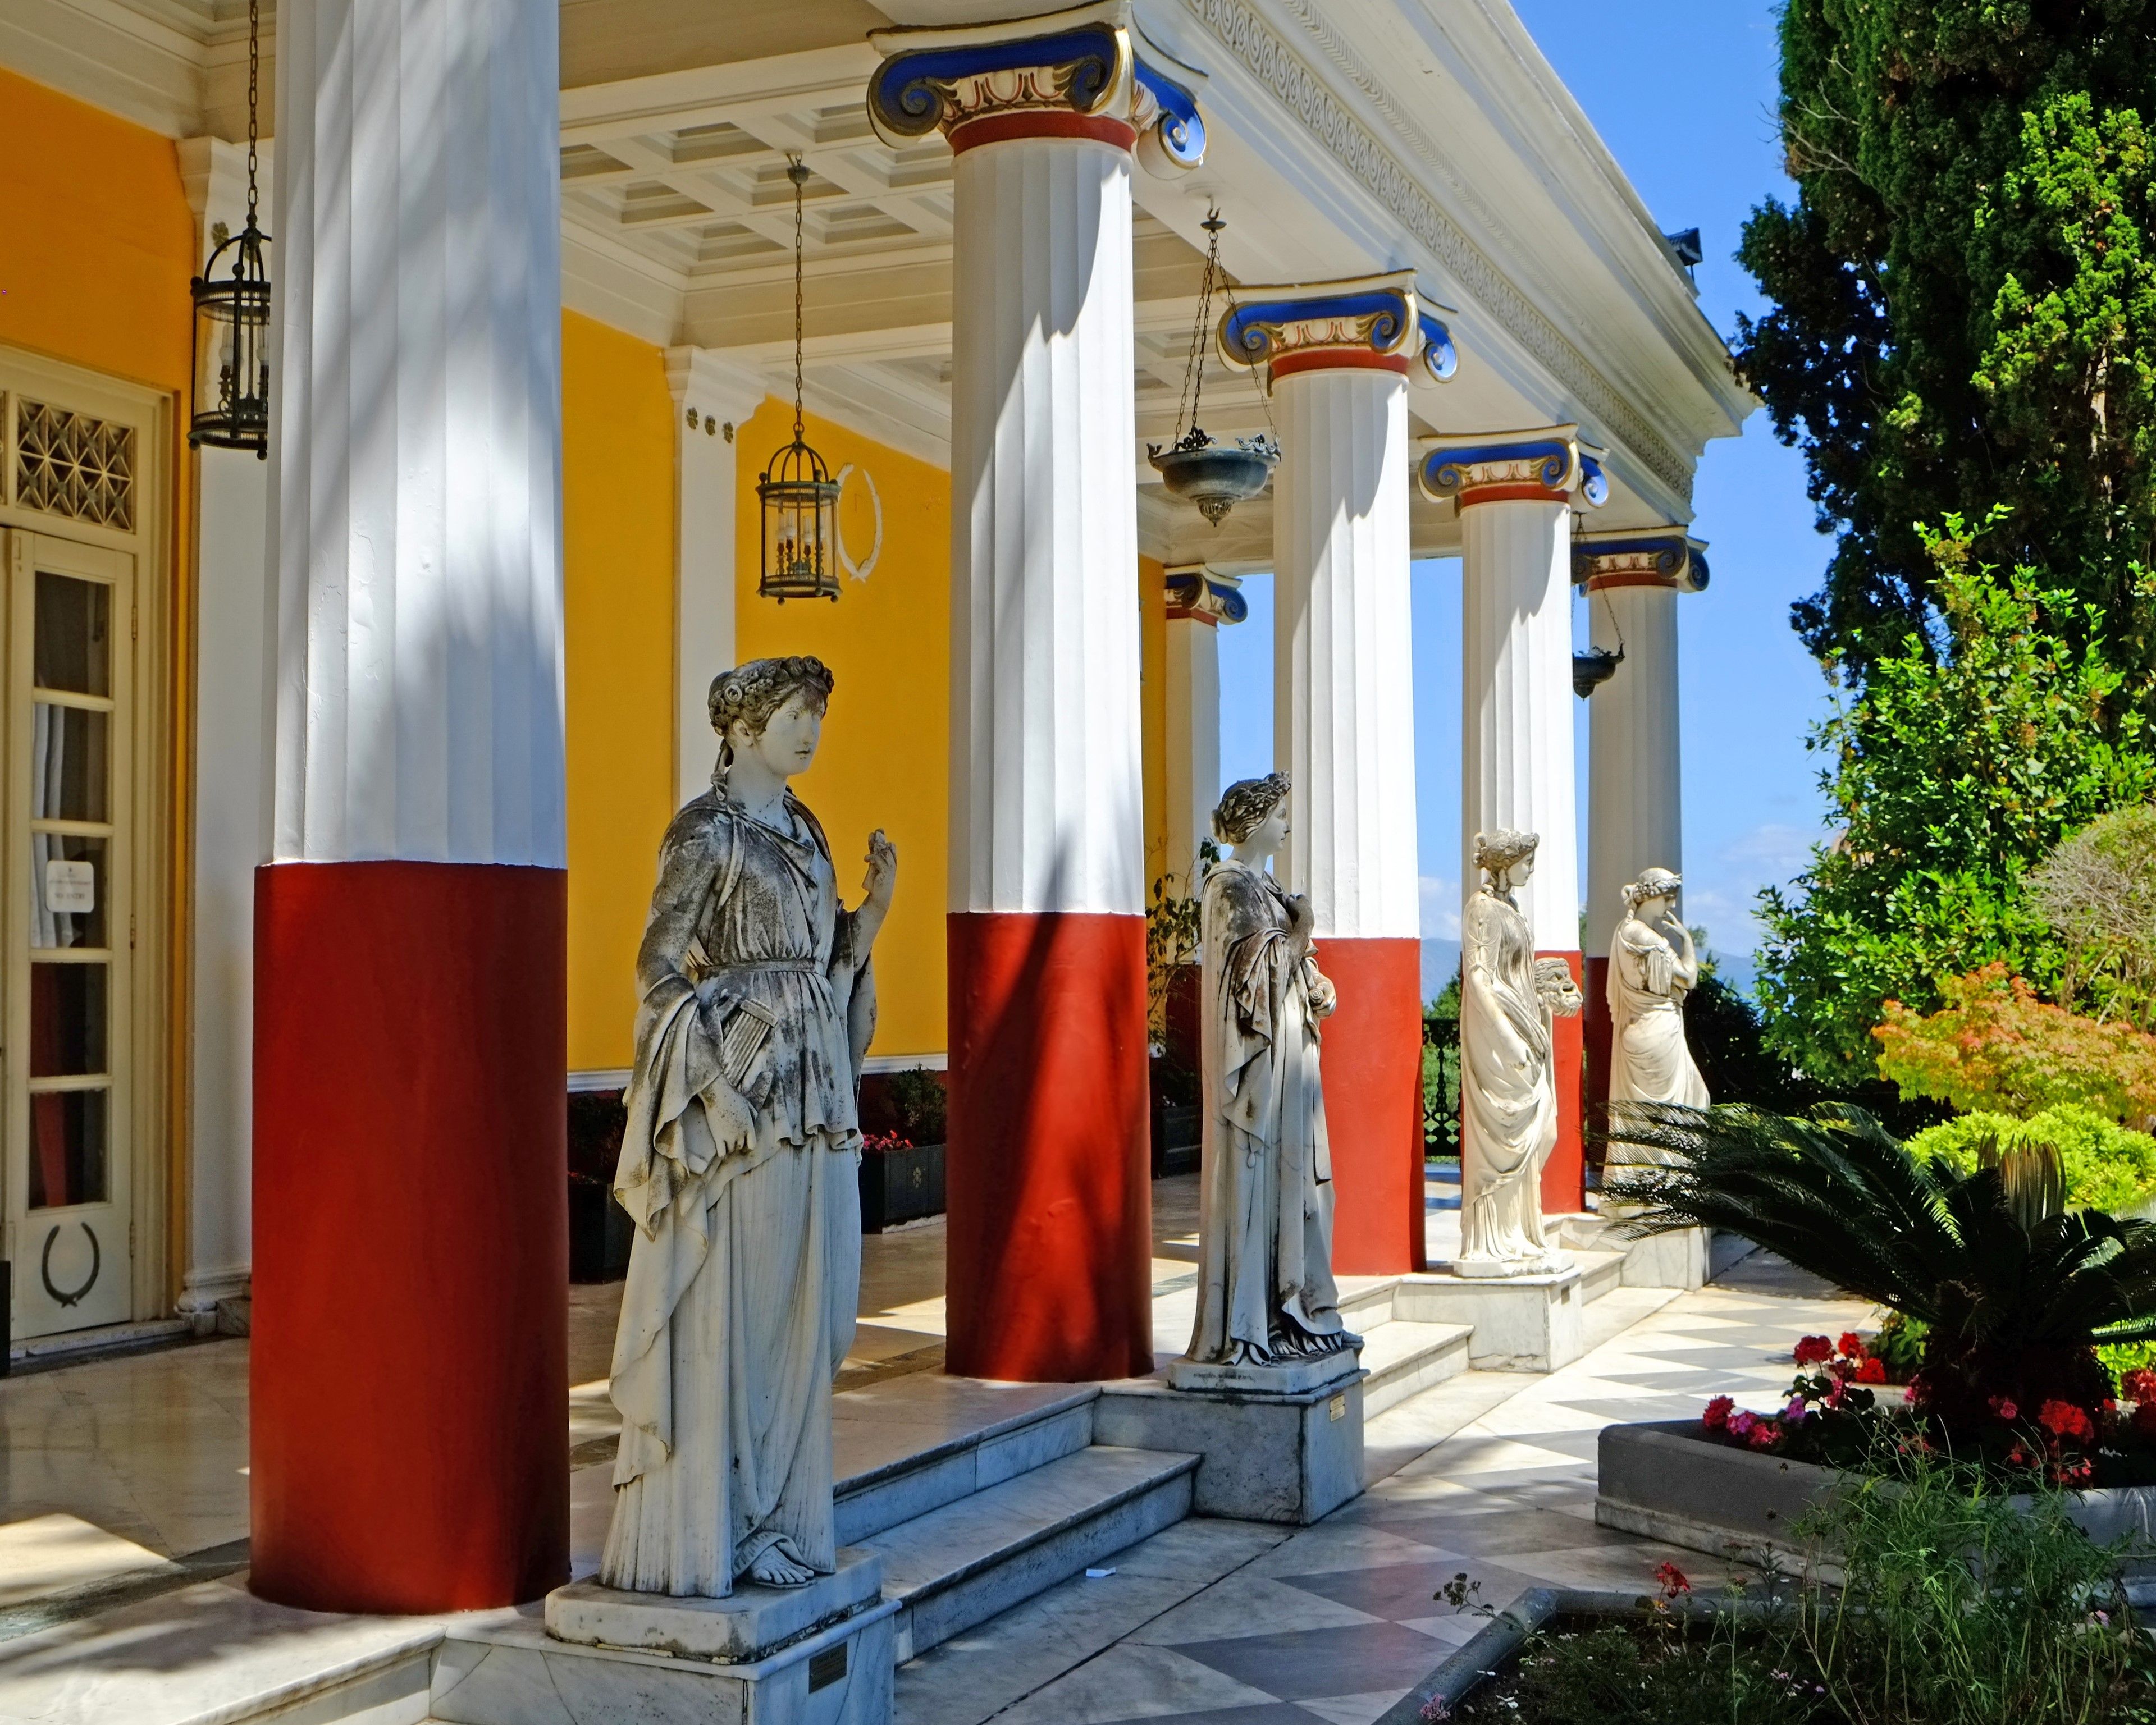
[
  {"left": 603, "top": 789, "right": 874, "bottom": 1598},
  {"left": 1606, "top": 914, "right": 1710, "bottom": 1110},
  {"left": 1458, "top": 889, "right": 1559, "bottom": 1269},
  {"left": 1187, "top": 860, "right": 1349, "bottom": 1363}
]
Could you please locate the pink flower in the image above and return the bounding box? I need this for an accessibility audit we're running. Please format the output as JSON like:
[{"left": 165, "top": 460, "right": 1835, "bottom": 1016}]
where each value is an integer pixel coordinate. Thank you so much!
[
  {"left": 1747, "top": 1421, "right": 1782, "bottom": 1451},
  {"left": 1702, "top": 1395, "right": 1735, "bottom": 1432},
  {"left": 1783, "top": 1397, "right": 1809, "bottom": 1421},
  {"left": 1727, "top": 1410, "right": 1758, "bottom": 1439},
  {"left": 1793, "top": 1335, "right": 1834, "bottom": 1367},
  {"left": 1989, "top": 1395, "right": 2020, "bottom": 1423}
]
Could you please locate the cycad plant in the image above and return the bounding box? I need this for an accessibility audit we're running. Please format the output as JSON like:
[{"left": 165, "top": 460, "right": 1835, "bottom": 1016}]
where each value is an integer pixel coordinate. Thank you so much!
[{"left": 1606, "top": 1102, "right": 2156, "bottom": 1434}]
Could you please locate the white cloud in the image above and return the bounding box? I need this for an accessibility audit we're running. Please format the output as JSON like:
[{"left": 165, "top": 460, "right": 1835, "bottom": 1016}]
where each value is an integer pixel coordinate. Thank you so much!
[
  {"left": 1419, "top": 875, "right": 1460, "bottom": 940},
  {"left": 1681, "top": 822, "right": 1825, "bottom": 959}
]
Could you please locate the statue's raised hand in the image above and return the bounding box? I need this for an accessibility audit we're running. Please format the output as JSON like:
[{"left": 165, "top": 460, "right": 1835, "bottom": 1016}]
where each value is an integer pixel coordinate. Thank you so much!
[{"left": 862, "top": 829, "right": 898, "bottom": 913}]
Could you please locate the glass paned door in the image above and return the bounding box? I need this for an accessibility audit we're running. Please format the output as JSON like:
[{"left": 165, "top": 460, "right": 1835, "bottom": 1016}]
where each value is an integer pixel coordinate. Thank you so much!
[{"left": 4, "top": 531, "right": 131, "bottom": 1336}]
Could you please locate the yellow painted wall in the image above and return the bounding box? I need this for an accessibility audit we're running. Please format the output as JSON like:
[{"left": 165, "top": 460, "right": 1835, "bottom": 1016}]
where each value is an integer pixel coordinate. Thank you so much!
[
  {"left": 734, "top": 402, "right": 950, "bottom": 1058},
  {"left": 562, "top": 312, "right": 676, "bottom": 1072},
  {"left": 0, "top": 68, "right": 195, "bottom": 392}
]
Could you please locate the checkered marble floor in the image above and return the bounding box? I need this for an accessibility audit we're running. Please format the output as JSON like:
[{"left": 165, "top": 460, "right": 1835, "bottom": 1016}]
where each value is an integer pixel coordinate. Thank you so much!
[{"left": 895, "top": 1250, "right": 1871, "bottom": 1725}]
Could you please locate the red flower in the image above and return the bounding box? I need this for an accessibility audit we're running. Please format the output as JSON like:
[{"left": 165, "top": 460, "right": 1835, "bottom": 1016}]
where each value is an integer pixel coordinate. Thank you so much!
[
  {"left": 1747, "top": 1420, "right": 1782, "bottom": 1451},
  {"left": 2123, "top": 1367, "right": 2156, "bottom": 1406},
  {"left": 1702, "top": 1395, "right": 1735, "bottom": 1432},
  {"left": 1793, "top": 1335, "right": 1834, "bottom": 1367},
  {"left": 1838, "top": 1332, "right": 1867, "bottom": 1361},
  {"left": 1990, "top": 1395, "right": 2020, "bottom": 1423},
  {"left": 2039, "top": 1400, "right": 2095, "bottom": 1443},
  {"left": 1654, "top": 1561, "right": 1692, "bottom": 1599},
  {"left": 1854, "top": 1357, "right": 1888, "bottom": 1384}
]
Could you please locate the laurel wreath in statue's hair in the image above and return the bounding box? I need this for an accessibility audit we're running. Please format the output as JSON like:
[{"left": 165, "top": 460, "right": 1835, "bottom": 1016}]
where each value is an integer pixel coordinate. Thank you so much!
[
  {"left": 1621, "top": 866, "right": 1683, "bottom": 912},
  {"left": 709, "top": 656, "right": 835, "bottom": 739},
  {"left": 1473, "top": 828, "right": 1538, "bottom": 876},
  {"left": 1212, "top": 772, "right": 1292, "bottom": 845}
]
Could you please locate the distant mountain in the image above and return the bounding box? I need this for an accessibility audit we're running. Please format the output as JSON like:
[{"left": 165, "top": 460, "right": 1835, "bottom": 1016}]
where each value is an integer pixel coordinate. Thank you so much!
[{"left": 1422, "top": 939, "right": 1461, "bottom": 1003}]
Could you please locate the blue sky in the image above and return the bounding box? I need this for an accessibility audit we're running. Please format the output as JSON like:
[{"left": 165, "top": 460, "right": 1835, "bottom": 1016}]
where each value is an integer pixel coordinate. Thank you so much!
[{"left": 1218, "top": 0, "right": 1831, "bottom": 990}]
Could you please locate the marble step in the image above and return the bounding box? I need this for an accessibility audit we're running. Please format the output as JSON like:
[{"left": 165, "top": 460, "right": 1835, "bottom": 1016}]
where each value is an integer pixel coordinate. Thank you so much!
[
  {"left": 1359, "top": 1318, "right": 1473, "bottom": 1418},
  {"left": 835, "top": 1386, "right": 1098, "bottom": 1545},
  {"left": 1573, "top": 1248, "right": 1626, "bottom": 1306},
  {"left": 862, "top": 1443, "right": 1199, "bottom": 1663},
  {"left": 1336, "top": 1277, "right": 1400, "bottom": 1329}
]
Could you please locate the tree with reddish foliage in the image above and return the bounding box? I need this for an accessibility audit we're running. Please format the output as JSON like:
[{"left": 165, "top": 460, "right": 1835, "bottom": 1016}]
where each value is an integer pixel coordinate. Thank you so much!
[{"left": 1874, "top": 962, "right": 2156, "bottom": 1124}]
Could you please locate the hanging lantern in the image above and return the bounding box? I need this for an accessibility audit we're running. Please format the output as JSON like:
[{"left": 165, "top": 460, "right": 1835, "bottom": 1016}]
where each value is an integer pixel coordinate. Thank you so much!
[
  {"left": 757, "top": 158, "right": 839, "bottom": 602},
  {"left": 189, "top": 0, "right": 271, "bottom": 459},
  {"left": 1148, "top": 211, "right": 1277, "bottom": 526}
]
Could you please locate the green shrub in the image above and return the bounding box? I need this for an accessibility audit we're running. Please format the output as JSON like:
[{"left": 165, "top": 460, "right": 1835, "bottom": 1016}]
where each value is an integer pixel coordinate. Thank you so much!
[{"left": 1908, "top": 1105, "right": 2156, "bottom": 1215}]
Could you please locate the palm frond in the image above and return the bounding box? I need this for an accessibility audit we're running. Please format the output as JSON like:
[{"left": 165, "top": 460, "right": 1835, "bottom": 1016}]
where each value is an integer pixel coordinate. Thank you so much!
[{"left": 1605, "top": 1101, "right": 1964, "bottom": 1321}]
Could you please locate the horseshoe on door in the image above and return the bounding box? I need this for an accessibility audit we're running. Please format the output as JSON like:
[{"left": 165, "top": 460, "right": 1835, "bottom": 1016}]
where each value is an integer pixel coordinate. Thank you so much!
[{"left": 40, "top": 1222, "right": 99, "bottom": 1308}]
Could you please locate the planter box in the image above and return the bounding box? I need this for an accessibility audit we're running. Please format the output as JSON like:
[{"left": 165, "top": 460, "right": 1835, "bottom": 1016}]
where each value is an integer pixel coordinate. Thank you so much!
[
  {"left": 859, "top": 1140, "right": 945, "bottom": 1233},
  {"left": 1596, "top": 1419, "right": 2156, "bottom": 1569},
  {"left": 568, "top": 1180, "right": 632, "bottom": 1283},
  {"left": 1152, "top": 1101, "right": 1201, "bottom": 1178}
]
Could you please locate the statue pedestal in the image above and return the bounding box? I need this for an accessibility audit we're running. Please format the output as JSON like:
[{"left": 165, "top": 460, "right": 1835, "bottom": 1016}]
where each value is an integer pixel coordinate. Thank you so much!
[
  {"left": 546, "top": 1549, "right": 887, "bottom": 1662},
  {"left": 432, "top": 1550, "right": 894, "bottom": 1725},
  {"left": 1396, "top": 1265, "right": 1584, "bottom": 1371},
  {"left": 1098, "top": 1353, "right": 1364, "bottom": 1525}
]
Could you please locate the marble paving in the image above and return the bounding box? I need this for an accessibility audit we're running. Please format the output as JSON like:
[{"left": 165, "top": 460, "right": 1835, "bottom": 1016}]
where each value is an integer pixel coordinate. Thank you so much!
[{"left": 890, "top": 1250, "right": 1870, "bottom": 1725}]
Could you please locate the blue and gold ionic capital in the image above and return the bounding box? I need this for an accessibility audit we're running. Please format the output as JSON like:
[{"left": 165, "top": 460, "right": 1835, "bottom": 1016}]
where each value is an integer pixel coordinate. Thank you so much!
[
  {"left": 1163, "top": 565, "right": 1247, "bottom": 625},
  {"left": 1572, "top": 527, "right": 1709, "bottom": 593},
  {"left": 1216, "top": 270, "right": 1457, "bottom": 386},
  {"left": 868, "top": 1, "right": 1205, "bottom": 174},
  {"left": 1417, "top": 425, "right": 1609, "bottom": 510}
]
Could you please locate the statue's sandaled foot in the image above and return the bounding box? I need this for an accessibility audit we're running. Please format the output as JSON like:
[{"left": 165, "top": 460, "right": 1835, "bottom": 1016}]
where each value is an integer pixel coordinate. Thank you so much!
[{"left": 747, "top": 1550, "right": 817, "bottom": 1589}]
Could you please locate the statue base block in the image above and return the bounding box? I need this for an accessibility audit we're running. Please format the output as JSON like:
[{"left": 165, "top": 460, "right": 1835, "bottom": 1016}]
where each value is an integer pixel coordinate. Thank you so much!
[
  {"left": 434, "top": 1555, "right": 896, "bottom": 1725},
  {"left": 546, "top": 1549, "right": 885, "bottom": 1662},
  {"left": 1166, "top": 1348, "right": 1362, "bottom": 1397},
  {"left": 1396, "top": 1266, "right": 1584, "bottom": 1371},
  {"left": 1097, "top": 1359, "right": 1365, "bottom": 1525}
]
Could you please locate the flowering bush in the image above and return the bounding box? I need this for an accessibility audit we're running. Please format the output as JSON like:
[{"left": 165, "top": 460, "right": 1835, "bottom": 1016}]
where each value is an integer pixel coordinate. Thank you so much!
[
  {"left": 859, "top": 1130, "right": 913, "bottom": 1153},
  {"left": 1694, "top": 1328, "right": 2151, "bottom": 1488}
]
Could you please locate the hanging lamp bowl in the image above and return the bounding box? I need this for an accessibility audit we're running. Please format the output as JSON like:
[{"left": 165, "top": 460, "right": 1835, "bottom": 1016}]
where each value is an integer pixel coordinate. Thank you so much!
[
  {"left": 1572, "top": 646, "right": 1624, "bottom": 698},
  {"left": 1149, "top": 431, "right": 1278, "bottom": 527}
]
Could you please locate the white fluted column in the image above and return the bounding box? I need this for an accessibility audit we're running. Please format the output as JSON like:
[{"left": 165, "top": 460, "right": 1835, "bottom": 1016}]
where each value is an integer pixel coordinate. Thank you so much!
[
  {"left": 1422, "top": 428, "right": 1605, "bottom": 1214},
  {"left": 176, "top": 138, "right": 271, "bottom": 1329},
  {"left": 664, "top": 350, "right": 766, "bottom": 806},
  {"left": 253, "top": 0, "right": 567, "bottom": 1613},
  {"left": 1578, "top": 529, "right": 1702, "bottom": 1106},
  {"left": 1162, "top": 566, "right": 1241, "bottom": 888},
  {"left": 870, "top": 3, "right": 1205, "bottom": 1381},
  {"left": 1221, "top": 271, "right": 1444, "bottom": 1273}
]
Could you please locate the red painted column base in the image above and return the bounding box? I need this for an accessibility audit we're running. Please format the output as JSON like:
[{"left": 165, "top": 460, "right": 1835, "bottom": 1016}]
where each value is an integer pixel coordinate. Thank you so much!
[
  {"left": 1317, "top": 937, "right": 1426, "bottom": 1275},
  {"left": 1584, "top": 954, "right": 1612, "bottom": 1166},
  {"left": 252, "top": 860, "right": 570, "bottom": 1613},
  {"left": 1541, "top": 949, "right": 1586, "bottom": 1215},
  {"left": 945, "top": 910, "right": 1153, "bottom": 1382}
]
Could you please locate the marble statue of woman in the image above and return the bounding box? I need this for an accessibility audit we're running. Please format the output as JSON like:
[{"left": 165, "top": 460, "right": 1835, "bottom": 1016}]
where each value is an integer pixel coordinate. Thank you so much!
[
  {"left": 602, "top": 656, "right": 896, "bottom": 1598},
  {"left": 1606, "top": 866, "right": 1709, "bottom": 1117},
  {"left": 1185, "top": 773, "right": 1359, "bottom": 1369},
  {"left": 1456, "top": 830, "right": 1580, "bottom": 1279}
]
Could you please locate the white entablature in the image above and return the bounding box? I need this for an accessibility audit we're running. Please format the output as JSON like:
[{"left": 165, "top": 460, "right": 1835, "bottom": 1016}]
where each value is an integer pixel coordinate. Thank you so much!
[{"left": 7, "top": 0, "right": 1753, "bottom": 543}]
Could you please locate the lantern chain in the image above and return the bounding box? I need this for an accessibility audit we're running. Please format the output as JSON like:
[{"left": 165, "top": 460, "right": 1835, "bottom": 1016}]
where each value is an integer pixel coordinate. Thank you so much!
[
  {"left": 245, "top": 0, "right": 261, "bottom": 226},
  {"left": 789, "top": 154, "right": 808, "bottom": 443}
]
